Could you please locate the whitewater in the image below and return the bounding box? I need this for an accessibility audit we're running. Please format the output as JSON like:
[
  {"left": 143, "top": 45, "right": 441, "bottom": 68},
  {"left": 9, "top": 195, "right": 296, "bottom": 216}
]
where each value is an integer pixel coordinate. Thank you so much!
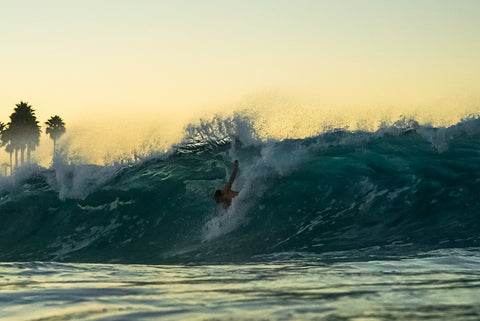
[{"left": 0, "top": 114, "right": 479, "bottom": 320}]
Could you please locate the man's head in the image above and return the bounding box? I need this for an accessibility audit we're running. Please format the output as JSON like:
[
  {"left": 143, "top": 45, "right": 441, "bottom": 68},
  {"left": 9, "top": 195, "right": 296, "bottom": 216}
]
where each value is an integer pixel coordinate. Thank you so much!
[{"left": 214, "top": 189, "right": 223, "bottom": 203}]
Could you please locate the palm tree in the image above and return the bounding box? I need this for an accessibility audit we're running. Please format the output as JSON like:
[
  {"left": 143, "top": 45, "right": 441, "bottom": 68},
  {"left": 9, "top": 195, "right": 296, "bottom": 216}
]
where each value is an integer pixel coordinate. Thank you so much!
[
  {"left": 5, "top": 144, "right": 13, "bottom": 174},
  {"left": 45, "top": 115, "right": 66, "bottom": 159},
  {"left": 1, "top": 124, "right": 15, "bottom": 169},
  {"left": 26, "top": 119, "right": 42, "bottom": 164},
  {"left": 3, "top": 126, "right": 19, "bottom": 169},
  {"left": 0, "top": 122, "right": 6, "bottom": 174},
  {"left": 0, "top": 122, "right": 12, "bottom": 173},
  {"left": 6, "top": 101, "right": 41, "bottom": 167},
  {"left": 0, "top": 122, "right": 5, "bottom": 147}
]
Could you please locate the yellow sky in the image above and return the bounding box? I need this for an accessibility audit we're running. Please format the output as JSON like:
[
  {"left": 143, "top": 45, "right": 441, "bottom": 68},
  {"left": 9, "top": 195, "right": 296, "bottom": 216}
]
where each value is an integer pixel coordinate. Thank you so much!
[{"left": 1, "top": 1, "right": 480, "bottom": 165}]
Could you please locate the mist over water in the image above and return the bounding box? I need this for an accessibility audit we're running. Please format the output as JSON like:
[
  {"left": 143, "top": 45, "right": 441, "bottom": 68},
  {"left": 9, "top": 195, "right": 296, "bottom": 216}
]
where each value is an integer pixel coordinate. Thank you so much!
[{"left": 9, "top": 96, "right": 478, "bottom": 167}]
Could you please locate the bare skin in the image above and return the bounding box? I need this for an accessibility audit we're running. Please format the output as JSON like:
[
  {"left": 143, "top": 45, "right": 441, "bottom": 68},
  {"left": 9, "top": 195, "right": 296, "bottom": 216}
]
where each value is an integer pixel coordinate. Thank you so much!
[{"left": 214, "top": 160, "right": 240, "bottom": 209}]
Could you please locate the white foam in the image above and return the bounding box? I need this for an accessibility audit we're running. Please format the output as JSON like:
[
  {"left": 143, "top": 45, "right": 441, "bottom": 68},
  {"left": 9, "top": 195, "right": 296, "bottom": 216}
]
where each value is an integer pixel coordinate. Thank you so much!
[
  {"left": 202, "top": 138, "right": 312, "bottom": 241},
  {"left": 202, "top": 205, "right": 245, "bottom": 242},
  {"left": 0, "top": 164, "right": 44, "bottom": 193},
  {"left": 179, "top": 113, "right": 261, "bottom": 152},
  {"left": 0, "top": 161, "right": 124, "bottom": 202},
  {"left": 47, "top": 161, "right": 121, "bottom": 200}
]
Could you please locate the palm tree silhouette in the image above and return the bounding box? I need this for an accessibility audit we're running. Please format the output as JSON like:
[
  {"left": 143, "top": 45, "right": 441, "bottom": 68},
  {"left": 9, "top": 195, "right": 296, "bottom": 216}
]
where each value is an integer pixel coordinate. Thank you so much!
[
  {"left": 45, "top": 115, "right": 66, "bottom": 159},
  {"left": 5, "top": 144, "right": 13, "bottom": 174},
  {"left": 6, "top": 102, "right": 41, "bottom": 167},
  {"left": 0, "top": 122, "right": 7, "bottom": 175},
  {"left": 0, "top": 122, "right": 13, "bottom": 173},
  {"left": 0, "top": 122, "right": 5, "bottom": 144},
  {"left": 1, "top": 123, "right": 13, "bottom": 172}
]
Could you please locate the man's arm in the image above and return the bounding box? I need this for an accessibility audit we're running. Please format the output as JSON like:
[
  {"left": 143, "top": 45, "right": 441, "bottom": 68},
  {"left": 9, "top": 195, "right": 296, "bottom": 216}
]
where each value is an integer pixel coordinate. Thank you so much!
[{"left": 223, "top": 160, "right": 239, "bottom": 192}]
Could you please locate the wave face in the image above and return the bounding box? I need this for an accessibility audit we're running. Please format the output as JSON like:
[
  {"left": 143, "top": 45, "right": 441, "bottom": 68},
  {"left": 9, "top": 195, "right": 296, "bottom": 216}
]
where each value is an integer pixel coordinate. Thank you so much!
[{"left": 1, "top": 116, "right": 480, "bottom": 264}]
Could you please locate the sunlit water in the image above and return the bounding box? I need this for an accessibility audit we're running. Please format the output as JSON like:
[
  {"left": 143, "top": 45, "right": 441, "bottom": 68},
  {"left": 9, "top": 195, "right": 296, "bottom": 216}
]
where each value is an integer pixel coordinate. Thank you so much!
[{"left": 1, "top": 248, "right": 479, "bottom": 321}]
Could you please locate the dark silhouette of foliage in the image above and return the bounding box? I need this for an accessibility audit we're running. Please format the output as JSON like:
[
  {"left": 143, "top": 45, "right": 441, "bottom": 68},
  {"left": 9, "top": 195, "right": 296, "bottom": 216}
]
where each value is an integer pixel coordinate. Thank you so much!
[
  {"left": 0, "top": 122, "right": 5, "bottom": 149},
  {"left": 0, "top": 122, "right": 13, "bottom": 174},
  {"left": 1, "top": 122, "right": 19, "bottom": 168},
  {"left": 45, "top": 115, "right": 66, "bottom": 159},
  {"left": 5, "top": 101, "right": 41, "bottom": 167},
  {"left": 0, "top": 123, "right": 5, "bottom": 174}
]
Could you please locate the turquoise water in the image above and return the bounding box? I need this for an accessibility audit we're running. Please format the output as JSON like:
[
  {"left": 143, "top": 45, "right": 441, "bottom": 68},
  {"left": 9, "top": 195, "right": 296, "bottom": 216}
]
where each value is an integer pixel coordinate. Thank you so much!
[
  {"left": 1, "top": 249, "right": 479, "bottom": 320},
  {"left": 1, "top": 115, "right": 480, "bottom": 319}
]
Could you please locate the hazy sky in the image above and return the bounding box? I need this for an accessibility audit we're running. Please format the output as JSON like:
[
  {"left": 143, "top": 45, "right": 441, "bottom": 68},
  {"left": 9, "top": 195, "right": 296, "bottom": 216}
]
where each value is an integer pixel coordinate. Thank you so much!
[{"left": 1, "top": 0, "right": 480, "bottom": 163}]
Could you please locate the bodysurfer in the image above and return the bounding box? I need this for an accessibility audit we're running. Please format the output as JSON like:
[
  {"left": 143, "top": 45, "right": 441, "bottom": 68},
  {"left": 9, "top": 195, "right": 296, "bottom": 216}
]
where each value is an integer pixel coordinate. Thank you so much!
[{"left": 214, "top": 160, "right": 239, "bottom": 209}]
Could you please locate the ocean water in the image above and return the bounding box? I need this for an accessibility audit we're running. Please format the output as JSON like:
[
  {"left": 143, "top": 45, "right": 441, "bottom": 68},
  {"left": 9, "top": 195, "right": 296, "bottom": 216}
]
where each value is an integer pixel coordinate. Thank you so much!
[
  {"left": 1, "top": 115, "right": 480, "bottom": 320},
  {"left": 1, "top": 249, "right": 479, "bottom": 320}
]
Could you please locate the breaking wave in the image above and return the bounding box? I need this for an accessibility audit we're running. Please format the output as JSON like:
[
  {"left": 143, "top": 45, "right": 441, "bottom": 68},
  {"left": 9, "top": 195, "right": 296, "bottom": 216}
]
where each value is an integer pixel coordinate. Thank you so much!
[{"left": 1, "top": 115, "right": 480, "bottom": 264}]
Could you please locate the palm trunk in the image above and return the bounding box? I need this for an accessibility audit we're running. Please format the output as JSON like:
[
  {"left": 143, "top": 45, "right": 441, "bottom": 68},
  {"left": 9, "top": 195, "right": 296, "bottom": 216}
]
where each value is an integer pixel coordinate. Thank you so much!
[
  {"left": 27, "top": 146, "right": 31, "bottom": 164},
  {"left": 15, "top": 149, "right": 18, "bottom": 168},
  {"left": 53, "top": 139, "right": 56, "bottom": 158},
  {"left": 9, "top": 152, "right": 12, "bottom": 175},
  {"left": 20, "top": 148, "right": 25, "bottom": 166}
]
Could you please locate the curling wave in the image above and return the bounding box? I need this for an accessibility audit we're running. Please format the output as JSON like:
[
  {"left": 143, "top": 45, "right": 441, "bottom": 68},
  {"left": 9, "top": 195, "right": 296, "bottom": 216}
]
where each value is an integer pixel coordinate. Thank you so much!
[{"left": 0, "top": 115, "right": 480, "bottom": 264}]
